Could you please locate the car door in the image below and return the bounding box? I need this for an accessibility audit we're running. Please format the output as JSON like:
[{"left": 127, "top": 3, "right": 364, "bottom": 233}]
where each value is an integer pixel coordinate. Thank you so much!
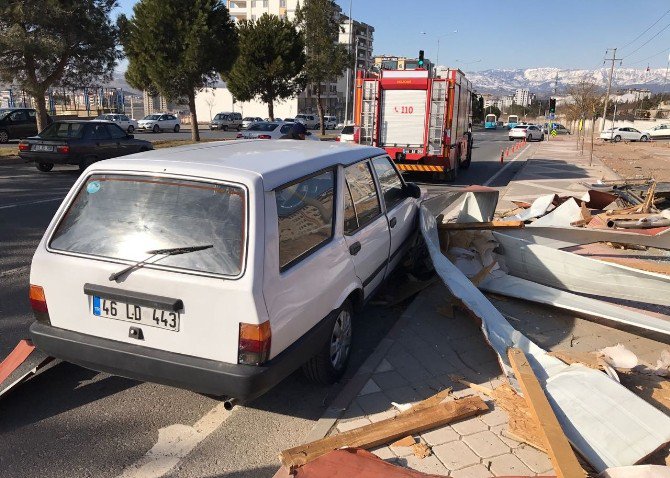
[
  {"left": 342, "top": 160, "right": 391, "bottom": 298},
  {"left": 370, "top": 156, "right": 417, "bottom": 274},
  {"left": 86, "top": 122, "right": 115, "bottom": 158},
  {"left": 629, "top": 128, "right": 642, "bottom": 140},
  {"left": 8, "top": 110, "right": 30, "bottom": 139},
  {"left": 105, "top": 123, "right": 132, "bottom": 157},
  {"left": 26, "top": 110, "right": 39, "bottom": 136}
]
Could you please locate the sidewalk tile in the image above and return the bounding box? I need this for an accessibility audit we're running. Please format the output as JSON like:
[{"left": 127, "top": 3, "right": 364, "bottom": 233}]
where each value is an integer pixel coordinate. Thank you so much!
[
  {"left": 339, "top": 401, "right": 365, "bottom": 421},
  {"left": 462, "top": 430, "right": 510, "bottom": 459},
  {"left": 513, "top": 444, "right": 553, "bottom": 473},
  {"left": 488, "top": 453, "right": 533, "bottom": 476},
  {"left": 451, "top": 417, "right": 489, "bottom": 436},
  {"left": 356, "top": 391, "right": 392, "bottom": 415},
  {"left": 384, "top": 385, "right": 424, "bottom": 404},
  {"left": 372, "top": 370, "right": 409, "bottom": 390},
  {"left": 421, "top": 425, "right": 459, "bottom": 446},
  {"left": 358, "top": 378, "right": 382, "bottom": 396},
  {"left": 432, "top": 440, "right": 480, "bottom": 471},
  {"left": 398, "top": 454, "right": 448, "bottom": 475},
  {"left": 450, "top": 464, "right": 493, "bottom": 478},
  {"left": 335, "top": 416, "right": 370, "bottom": 433},
  {"left": 368, "top": 409, "right": 398, "bottom": 423},
  {"left": 480, "top": 407, "right": 509, "bottom": 428},
  {"left": 375, "top": 358, "right": 394, "bottom": 373},
  {"left": 490, "top": 425, "right": 523, "bottom": 449},
  {"left": 370, "top": 446, "right": 395, "bottom": 461}
]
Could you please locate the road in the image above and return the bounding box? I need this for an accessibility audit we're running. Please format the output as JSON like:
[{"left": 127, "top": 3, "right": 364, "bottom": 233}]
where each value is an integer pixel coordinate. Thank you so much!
[{"left": 0, "top": 127, "right": 528, "bottom": 478}]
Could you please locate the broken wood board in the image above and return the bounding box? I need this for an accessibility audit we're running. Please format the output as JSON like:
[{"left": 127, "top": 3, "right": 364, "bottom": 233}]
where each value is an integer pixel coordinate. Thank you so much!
[
  {"left": 438, "top": 220, "right": 524, "bottom": 230},
  {"left": 547, "top": 350, "right": 604, "bottom": 370},
  {"left": 279, "top": 395, "right": 488, "bottom": 469},
  {"left": 508, "top": 348, "right": 586, "bottom": 478}
]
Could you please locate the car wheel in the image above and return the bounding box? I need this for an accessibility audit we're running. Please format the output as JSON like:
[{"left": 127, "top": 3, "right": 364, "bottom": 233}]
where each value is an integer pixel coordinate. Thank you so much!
[
  {"left": 222, "top": 125, "right": 228, "bottom": 132},
  {"left": 79, "top": 156, "right": 97, "bottom": 173},
  {"left": 509, "top": 137, "right": 514, "bottom": 141},
  {"left": 640, "top": 135, "right": 649, "bottom": 142},
  {"left": 0, "top": 130, "right": 8, "bottom": 143},
  {"left": 174, "top": 124, "right": 180, "bottom": 133},
  {"left": 127, "top": 125, "right": 135, "bottom": 133},
  {"left": 36, "top": 162, "right": 54, "bottom": 172},
  {"left": 237, "top": 125, "right": 242, "bottom": 132},
  {"left": 613, "top": 135, "right": 621, "bottom": 142},
  {"left": 540, "top": 134, "right": 545, "bottom": 141},
  {"left": 302, "top": 301, "right": 353, "bottom": 384},
  {"left": 152, "top": 124, "right": 160, "bottom": 133}
]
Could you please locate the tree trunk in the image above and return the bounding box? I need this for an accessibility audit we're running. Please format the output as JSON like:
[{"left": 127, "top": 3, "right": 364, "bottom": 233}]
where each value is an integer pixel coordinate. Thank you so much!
[
  {"left": 268, "top": 100, "right": 274, "bottom": 121},
  {"left": 188, "top": 90, "right": 200, "bottom": 142},
  {"left": 316, "top": 87, "right": 325, "bottom": 136},
  {"left": 33, "top": 89, "right": 49, "bottom": 133}
]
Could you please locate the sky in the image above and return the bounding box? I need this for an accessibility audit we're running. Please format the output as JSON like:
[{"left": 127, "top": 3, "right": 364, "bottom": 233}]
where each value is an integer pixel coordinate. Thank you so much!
[{"left": 114, "top": 0, "right": 670, "bottom": 72}]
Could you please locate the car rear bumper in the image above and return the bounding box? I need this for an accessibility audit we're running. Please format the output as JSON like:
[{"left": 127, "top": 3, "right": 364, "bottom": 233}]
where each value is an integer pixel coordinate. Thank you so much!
[
  {"left": 19, "top": 152, "right": 76, "bottom": 164},
  {"left": 30, "top": 313, "right": 333, "bottom": 401}
]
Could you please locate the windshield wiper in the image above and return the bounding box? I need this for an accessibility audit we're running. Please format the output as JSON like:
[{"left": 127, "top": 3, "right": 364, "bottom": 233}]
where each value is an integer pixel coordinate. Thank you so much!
[{"left": 109, "top": 244, "right": 213, "bottom": 282}]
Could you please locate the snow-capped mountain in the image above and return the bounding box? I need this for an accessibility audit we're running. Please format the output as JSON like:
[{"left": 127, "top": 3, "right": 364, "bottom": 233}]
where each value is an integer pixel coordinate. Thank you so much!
[{"left": 461, "top": 67, "right": 670, "bottom": 96}]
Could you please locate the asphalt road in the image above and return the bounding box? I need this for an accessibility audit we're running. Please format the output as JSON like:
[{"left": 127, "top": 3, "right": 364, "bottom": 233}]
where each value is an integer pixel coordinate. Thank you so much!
[{"left": 0, "top": 127, "right": 526, "bottom": 478}]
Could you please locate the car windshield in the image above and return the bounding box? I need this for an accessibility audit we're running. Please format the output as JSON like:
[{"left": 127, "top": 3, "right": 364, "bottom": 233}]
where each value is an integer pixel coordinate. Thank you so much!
[
  {"left": 214, "top": 114, "right": 226, "bottom": 120},
  {"left": 513, "top": 126, "right": 528, "bottom": 130},
  {"left": 341, "top": 126, "right": 355, "bottom": 134},
  {"left": 248, "top": 123, "right": 278, "bottom": 131},
  {"left": 243, "top": 117, "right": 255, "bottom": 121},
  {"left": 39, "top": 122, "right": 85, "bottom": 139},
  {"left": 50, "top": 174, "right": 246, "bottom": 277},
  {"left": 143, "top": 114, "right": 160, "bottom": 120}
]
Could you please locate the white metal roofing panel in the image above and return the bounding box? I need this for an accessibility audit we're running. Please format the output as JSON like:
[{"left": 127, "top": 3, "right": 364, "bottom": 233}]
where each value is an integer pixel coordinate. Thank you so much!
[{"left": 380, "top": 89, "right": 426, "bottom": 147}]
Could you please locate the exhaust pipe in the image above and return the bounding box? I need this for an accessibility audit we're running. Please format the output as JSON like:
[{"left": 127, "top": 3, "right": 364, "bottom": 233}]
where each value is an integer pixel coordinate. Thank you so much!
[{"left": 223, "top": 398, "right": 238, "bottom": 411}]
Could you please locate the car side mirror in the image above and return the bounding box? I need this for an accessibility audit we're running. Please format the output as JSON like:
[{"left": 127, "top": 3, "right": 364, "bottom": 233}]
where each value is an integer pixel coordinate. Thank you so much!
[
  {"left": 126, "top": 134, "right": 134, "bottom": 139},
  {"left": 405, "top": 182, "right": 421, "bottom": 199}
]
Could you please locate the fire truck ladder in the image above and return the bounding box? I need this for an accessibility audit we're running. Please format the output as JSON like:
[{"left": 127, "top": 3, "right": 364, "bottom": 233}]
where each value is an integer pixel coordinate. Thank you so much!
[
  {"left": 427, "top": 80, "right": 447, "bottom": 155},
  {"left": 360, "top": 81, "right": 377, "bottom": 146}
]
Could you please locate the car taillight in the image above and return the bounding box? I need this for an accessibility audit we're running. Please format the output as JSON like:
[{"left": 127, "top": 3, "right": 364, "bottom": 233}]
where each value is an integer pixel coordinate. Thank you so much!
[
  {"left": 353, "top": 129, "right": 360, "bottom": 143},
  {"left": 238, "top": 321, "right": 271, "bottom": 365},
  {"left": 336, "top": 136, "right": 340, "bottom": 141},
  {"left": 257, "top": 135, "right": 271, "bottom": 139},
  {"left": 18, "top": 142, "right": 30, "bottom": 151},
  {"left": 56, "top": 145, "right": 70, "bottom": 154},
  {"left": 236, "top": 133, "right": 243, "bottom": 138},
  {"left": 29, "top": 284, "right": 50, "bottom": 324}
]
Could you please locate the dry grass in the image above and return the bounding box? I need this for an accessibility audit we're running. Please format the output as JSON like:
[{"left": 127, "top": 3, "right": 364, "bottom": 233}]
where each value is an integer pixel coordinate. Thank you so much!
[
  {"left": 0, "top": 147, "right": 18, "bottom": 159},
  {"left": 593, "top": 140, "right": 670, "bottom": 181}
]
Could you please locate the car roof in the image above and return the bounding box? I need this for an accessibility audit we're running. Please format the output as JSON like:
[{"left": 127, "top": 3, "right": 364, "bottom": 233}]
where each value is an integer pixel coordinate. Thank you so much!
[{"left": 91, "top": 140, "right": 384, "bottom": 191}]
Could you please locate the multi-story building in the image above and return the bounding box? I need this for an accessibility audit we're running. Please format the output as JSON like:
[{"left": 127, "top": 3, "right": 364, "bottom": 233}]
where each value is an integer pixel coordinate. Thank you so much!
[{"left": 514, "top": 88, "right": 531, "bottom": 107}]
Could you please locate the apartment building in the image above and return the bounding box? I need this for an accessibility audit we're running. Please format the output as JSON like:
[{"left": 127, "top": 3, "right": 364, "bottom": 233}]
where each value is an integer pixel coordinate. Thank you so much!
[
  {"left": 514, "top": 88, "right": 531, "bottom": 107},
  {"left": 226, "top": 0, "right": 297, "bottom": 22}
]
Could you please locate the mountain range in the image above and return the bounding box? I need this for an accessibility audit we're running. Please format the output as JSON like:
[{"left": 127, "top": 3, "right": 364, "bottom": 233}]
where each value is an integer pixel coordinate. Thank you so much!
[{"left": 463, "top": 67, "right": 670, "bottom": 96}]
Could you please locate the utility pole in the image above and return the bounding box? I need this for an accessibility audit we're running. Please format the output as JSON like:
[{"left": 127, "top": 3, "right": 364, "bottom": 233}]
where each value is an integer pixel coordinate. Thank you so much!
[
  {"left": 601, "top": 48, "right": 622, "bottom": 131},
  {"left": 343, "top": 0, "right": 353, "bottom": 125}
]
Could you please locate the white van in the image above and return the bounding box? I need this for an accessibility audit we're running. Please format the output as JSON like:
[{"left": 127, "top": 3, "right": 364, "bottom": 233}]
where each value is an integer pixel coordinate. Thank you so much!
[
  {"left": 29, "top": 141, "right": 422, "bottom": 404},
  {"left": 323, "top": 116, "right": 338, "bottom": 130},
  {"left": 294, "top": 113, "right": 319, "bottom": 129}
]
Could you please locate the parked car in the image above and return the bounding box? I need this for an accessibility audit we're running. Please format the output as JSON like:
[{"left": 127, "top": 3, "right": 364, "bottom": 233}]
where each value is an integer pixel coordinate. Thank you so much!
[
  {"left": 0, "top": 108, "right": 51, "bottom": 143},
  {"left": 237, "top": 122, "right": 320, "bottom": 141},
  {"left": 241, "top": 117, "right": 263, "bottom": 129},
  {"left": 295, "top": 113, "right": 319, "bottom": 129},
  {"left": 337, "top": 125, "right": 360, "bottom": 144},
  {"left": 543, "top": 123, "right": 571, "bottom": 135},
  {"left": 321, "top": 116, "right": 338, "bottom": 130},
  {"left": 646, "top": 123, "right": 670, "bottom": 140},
  {"left": 94, "top": 114, "right": 138, "bottom": 133},
  {"left": 210, "top": 112, "right": 242, "bottom": 131},
  {"left": 509, "top": 124, "right": 544, "bottom": 141},
  {"left": 600, "top": 127, "right": 649, "bottom": 142},
  {"left": 137, "top": 113, "right": 180, "bottom": 133},
  {"left": 28, "top": 140, "right": 422, "bottom": 403},
  {"left": 283, "top": 118, "right": 295, "bottom": 123},
  {"left": 18, "top": 120, "right": 153, "bottom": 172}
]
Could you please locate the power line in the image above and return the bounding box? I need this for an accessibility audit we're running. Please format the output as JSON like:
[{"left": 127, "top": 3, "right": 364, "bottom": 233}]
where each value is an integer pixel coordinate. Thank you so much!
[
  {"left": 622, "top": 21, "right": 670, "bottom": 59},
  {"left": 620, "top": 7, "right": 670, "bottom": 51},
  {"left": 625, "top": 46, "right": 670, "bottom": 66}
]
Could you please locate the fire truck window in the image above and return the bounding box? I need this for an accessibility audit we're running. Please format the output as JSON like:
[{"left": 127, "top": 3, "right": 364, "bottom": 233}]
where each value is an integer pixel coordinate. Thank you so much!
[
  {"left": 344, "top": 161, "right": 381, "bottom": 232},
  {"left": 371, "top": 157, "right": 405, "bottom": 211}
]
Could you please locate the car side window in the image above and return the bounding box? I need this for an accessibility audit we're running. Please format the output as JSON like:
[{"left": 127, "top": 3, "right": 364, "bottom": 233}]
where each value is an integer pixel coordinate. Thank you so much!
[
  {"left": 276, "top": 169, "right": 335, "bottom": 270},
  {"left": 9, "top": 111, "right": 27, "bottom": 122},
  {"left": 88, "top": 123, "right": 112, "bottom": 139},
  {"left": 343, "top": 161, "right": 382, "bottom": 234},
  {"left": 121, "top": 115, "right": 130, "bottom": 121},
  {"left": 371, "top": 156, "right": 405, "bottom": 211},
  {"left": 106, "top": 124, "right": 127, "bottom": 139}
]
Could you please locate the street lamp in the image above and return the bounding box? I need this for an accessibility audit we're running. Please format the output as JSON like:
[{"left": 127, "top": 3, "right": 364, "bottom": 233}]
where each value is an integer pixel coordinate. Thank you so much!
[{"left": 420, "top": 30, "right": 457, "bottom": 73}]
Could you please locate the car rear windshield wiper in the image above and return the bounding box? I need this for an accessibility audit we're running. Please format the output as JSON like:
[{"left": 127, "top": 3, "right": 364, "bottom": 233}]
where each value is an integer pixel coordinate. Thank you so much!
[{"left": 109, "top": 244, "right": 213, "bottom": 282}]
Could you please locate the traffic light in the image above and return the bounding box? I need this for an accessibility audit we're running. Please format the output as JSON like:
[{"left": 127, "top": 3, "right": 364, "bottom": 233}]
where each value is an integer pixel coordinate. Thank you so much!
[
  {"left": 549, "top": 98, "right": 556, "bottom": 114},
  {"left": 418, "top": 50, "right": 425, "bottom": 68}
]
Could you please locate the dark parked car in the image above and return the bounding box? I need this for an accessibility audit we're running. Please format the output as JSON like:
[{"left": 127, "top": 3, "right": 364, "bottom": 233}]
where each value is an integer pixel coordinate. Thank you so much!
[
  {"left": 19, "top": 121, "right": 153, "bottom": 172},
  {"left": 0, "top": 108, "right": 51, "bottom": 143}
]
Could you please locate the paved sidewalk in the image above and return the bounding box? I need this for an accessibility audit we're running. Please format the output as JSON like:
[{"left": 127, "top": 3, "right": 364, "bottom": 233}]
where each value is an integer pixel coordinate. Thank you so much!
[{"left": 293, "top": 138, "right": 670, "bottom": 477}]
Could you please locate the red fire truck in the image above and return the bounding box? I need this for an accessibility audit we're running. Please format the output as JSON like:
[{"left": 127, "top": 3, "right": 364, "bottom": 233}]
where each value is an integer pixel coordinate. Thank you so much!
[{"left": 353, "top": 68, "right": 473, "bottom": 181}]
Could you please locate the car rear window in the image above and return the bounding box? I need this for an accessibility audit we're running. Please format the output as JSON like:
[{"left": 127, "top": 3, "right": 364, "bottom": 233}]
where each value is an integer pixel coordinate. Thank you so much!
[
  {"left": 50, "top": 175, "right": 246, "bottom": 277},
  {"left": 39, "top": 123, "right": 85, "bottom": 139},
  {"left": 513, "top": 126, "right": 528, "bottom": 129},
  {"left": 341, "top": 126, "right": 354, "bottom": 134},
  {"left": 248, "top": 123, "right": 278, "bottom": 131}
]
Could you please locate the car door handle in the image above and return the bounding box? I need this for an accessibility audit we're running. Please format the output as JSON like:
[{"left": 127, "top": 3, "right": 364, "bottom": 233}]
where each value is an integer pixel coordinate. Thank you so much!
[
  {"left": 389, "top": 217, "right": 397, "bottom": 228},
  {"left": 349, "top": 241, "right": 361, "bottom": 256}
]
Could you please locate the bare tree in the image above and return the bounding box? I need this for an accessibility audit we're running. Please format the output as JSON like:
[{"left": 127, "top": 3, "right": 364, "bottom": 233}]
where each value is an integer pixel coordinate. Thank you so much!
[
  {"left": 204, "top": 90, "right": 216, "bottom": 121},
  {"left": 564, "top": 80, "right": 604, "bottom": 122}
]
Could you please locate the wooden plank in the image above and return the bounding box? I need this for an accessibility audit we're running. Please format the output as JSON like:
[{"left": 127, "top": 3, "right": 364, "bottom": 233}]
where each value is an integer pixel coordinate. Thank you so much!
[
  {"left": 279, "top": 395, "right": 488, "bottom": 469},
  {"left": 508, "top": 348, "right": 585, "bottom": 478},
  {"left": 438, "top": 220, "right": 524, "bottom": 231}
]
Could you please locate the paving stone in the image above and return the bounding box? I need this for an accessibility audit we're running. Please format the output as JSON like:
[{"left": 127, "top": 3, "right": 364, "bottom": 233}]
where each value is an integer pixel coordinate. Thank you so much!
[
  {"left": 399, "top": 454, "right": 448, "bottom": 475},
  {"left": 479, "top": 407, "right": 509, "bottom": 428},
  {"left": 358, "top": 378, "right": 382, "bottom": 396},
  {"left": 375, "top": 358, "right": 394, "bottom": 373},
  {"left": 420, "top": 425, "right": 460, "bottom": 446},
  {"left": 463, "top": 430, "right": 510, "bottom": 459},
  {"left": 372, "top": 370, "right": 409, "bottom": 390},
  {"left": 513, "top": 444, "right": 553, "bottom": 473},
  {"left": 356, "top": 391, "right": 392, "bottom": 415},
  {"left": 335, "top": 416, "right": 370, "bottom": 433},
  {"left": 432, "top": 440, "right": 480, "bottom": 471},
  {"left": 384, "top": 385, "right": 424, "bottom": 404},
  {"left": 339, "top": 401, "right": 365, "bottom": 421},
  {"left": 449, "top": 464, "right": 494, "bottom": 478},
  {"left": 489, "top": 425, "right": 522, "bottom": 449},
  {"left": 370, "top": 445, "right": 395, "bottom": 461},
  {"left": 390, "top": 440, "right": 416, "bottom": 457},
  {"left": 368, "top": 409, "right": 398, "bottom": 423},
  {"left": 488, "top": 453, "right": 534, "bottom": 476},
  {"left": 451, "top": 417, "right": 489, "bottom": 436}
]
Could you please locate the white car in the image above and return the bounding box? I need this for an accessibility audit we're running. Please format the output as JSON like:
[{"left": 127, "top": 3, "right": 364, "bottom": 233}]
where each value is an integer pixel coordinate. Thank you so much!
[
  {"left": 137, "top": 113, "right": 180, "bottom": 133},
  {"left": 646, "top": 123, "right": 670, "bottom": 140},
  {"left": 337, "top": 125, "right": 360, "bottom": 144},
  {"left": 237, "top": 122, "right": 320, "bottom": 141},
  {"left": 94, "top": 114, "right": 138, "bottom": 133},
  {"left": 322, "top": 116, "right": 338, "bottom": 130},
  {"left": 509, "top": 124, "right": 544, "bottom": 141},
  {"left": 295, "top": 113, "right": 319, "bottom": 129},
  {"left": 28, "top": 141, "right": 421, "bottom": 403},
  {"left": 241, "top": 117, "right": 263, "bottom": 129},
  {"left": 600, "top": 127, "right": 649, "bottom": 142}
]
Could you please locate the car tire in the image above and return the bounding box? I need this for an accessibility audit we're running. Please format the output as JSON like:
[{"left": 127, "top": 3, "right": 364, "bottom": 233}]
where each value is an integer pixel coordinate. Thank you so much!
[
  {"left": 641, "top": 135, "right": 649, "bottom": 142},
  {"left": 540, "top": 134, "right": 545, "bottom": 141},
  {"left": 127, "top": 125, "right": 135, "bottom": 133},
  {"left": 174, "top": 124, "right": 180, "bottom": 133},
  {"left": 613, "top": 135, "right": 621, "bottom": 142},
  {"left": 302, "top": 301, "right": 353, "bottom": 385},
  {"left": 36, "top": 162, "right": 54, "bottom": 172},
  {"left": 152, "top": 124, "right": 160, "bottom": 133},
  {"left": 0, "top": 129, "right": 9, "bottom": 143},
  {"left": 222, "top": 125, "right": 228, "bottom": 132},
  {"left": 79, "top": 156, "right": 97, "bottom": 173},
  {"left": 237, "top": 125, "right": 242, "bottom": 131},
  {"left": 509, "top": 137, "right": 514, "bottom": 141}
]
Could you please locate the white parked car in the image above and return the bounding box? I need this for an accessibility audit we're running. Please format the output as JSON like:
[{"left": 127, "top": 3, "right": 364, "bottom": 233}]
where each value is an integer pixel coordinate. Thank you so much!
[
  {"left": 137, "top": 113, "right": 180, "bottom": 133},
  {"left": 28, "top": 141, "right": 422, "bottom": 403},
  {"left": 94, "top": 114, "right": 138, "bottom": 133},
  {"left": 646, "top": 123, "right": 670, "bottom": 140},
  {"left": 509, "top": 124, "right": 544, "bottom": 141},
  {"left": 600, "top": 127, "right": 649, "bottom": 142},
  {"left": 295, "top": 113, "right": 319, "bottom": 129},
  {"left": 322, "top": 116, "right": 338, "bottom": 130},
  {"left": 241, "top": 117, "right": 263, "bottom": 129},
  {"left": 337, "top": 125, "right": 360, "bottom": 144},
  {"left": 236, "top": 121, "right": 319, "bottom": 141}
]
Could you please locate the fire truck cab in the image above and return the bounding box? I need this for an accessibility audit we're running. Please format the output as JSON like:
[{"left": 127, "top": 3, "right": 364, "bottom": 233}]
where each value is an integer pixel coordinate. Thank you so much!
[{"left": 354, "top": 68, "right": 473, "bottom": 181}]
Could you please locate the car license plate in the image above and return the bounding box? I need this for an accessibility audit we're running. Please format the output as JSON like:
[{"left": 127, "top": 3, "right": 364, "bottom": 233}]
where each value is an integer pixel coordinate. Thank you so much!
[
  {"left": 92, "top": 296, "right": 180, "bottom": 331},
  {"left": 32, "top": 144, "right": 54, "bottom": 152}
]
